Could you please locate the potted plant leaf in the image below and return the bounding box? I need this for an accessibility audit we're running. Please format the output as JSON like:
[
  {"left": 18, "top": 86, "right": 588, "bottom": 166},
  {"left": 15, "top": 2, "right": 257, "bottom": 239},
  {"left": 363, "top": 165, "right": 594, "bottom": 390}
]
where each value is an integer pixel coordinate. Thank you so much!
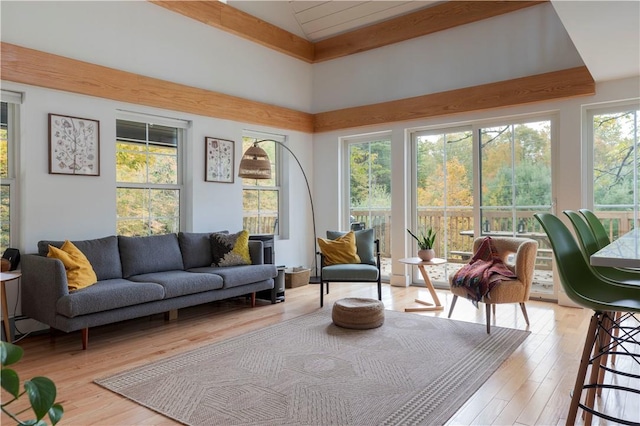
[
  {"left": 1, "top": 341, "right": 64, "bottom": 425},
  {"left": 407, "top": 228, "right": 436, "bottom": 261}
]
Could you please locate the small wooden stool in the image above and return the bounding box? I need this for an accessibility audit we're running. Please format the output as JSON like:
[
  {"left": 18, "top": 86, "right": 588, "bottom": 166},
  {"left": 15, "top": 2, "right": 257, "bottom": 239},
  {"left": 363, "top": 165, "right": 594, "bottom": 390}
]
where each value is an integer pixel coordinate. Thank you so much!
[{"left": 332, "top": 297, "right": 384, "bottom": 329}]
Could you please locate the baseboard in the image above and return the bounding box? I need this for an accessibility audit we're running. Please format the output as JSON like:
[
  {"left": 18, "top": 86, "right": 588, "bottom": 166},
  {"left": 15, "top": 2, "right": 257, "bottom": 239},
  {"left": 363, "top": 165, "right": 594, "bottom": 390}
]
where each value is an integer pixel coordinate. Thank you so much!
[{"left": 390, "top": 274, "right": 410, "bottom": 287}]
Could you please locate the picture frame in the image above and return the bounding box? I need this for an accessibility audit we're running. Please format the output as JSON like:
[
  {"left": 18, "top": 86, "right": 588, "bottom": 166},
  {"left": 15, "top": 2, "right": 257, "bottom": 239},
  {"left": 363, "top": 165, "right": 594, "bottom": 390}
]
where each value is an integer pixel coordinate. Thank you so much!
[
  {"left": 205, "top": 137, "right": 235, "bottom": 183},
  {"left": 48, "top": 113, "right": 100, "bottom": 176}
]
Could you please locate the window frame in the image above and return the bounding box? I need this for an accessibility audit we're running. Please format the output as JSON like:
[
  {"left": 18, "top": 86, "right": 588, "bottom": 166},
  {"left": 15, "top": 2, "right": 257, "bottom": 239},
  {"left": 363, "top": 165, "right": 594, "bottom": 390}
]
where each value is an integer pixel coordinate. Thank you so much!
[
  {"left": 341, "top": 131, "right": 392, "bottom": 279},
  {"left": 241, "top": 131, "right": 284, "bottom": 236},
  {"left": 1, "top": 91, "right": 22, "bottom": 252},
  {"left": 115, "top": 111, "right": 187, "bottom": 236},
  {"left": 584, "top": 100, "right": 640, "bottom": 235}
]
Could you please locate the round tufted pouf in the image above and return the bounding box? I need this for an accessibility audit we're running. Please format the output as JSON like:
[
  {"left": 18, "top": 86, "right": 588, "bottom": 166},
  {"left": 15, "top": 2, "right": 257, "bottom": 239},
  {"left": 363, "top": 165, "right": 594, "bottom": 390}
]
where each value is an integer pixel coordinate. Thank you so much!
[{"left": 332, "top": 297, "right": 385, "bottom": 329}]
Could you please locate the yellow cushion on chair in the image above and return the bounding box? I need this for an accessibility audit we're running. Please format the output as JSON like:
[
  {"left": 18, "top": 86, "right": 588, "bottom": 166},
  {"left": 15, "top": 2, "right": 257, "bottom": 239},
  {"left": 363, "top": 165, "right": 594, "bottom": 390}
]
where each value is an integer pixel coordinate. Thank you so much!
[
  {"left": 48, "top": 240, "right": 98, "bottom": 291},
  {"left": 318, "top": 231, "right": 361, "bottom": 266}
]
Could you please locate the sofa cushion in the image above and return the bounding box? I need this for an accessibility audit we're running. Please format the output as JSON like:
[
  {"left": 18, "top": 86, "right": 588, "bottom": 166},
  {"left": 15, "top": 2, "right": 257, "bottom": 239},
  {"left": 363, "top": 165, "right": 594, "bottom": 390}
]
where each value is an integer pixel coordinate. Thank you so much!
[
  {"left": 178, "top": 231, "right": 227, "bottom": 269},
  {"left": 321, "top": 264, "right": 379, "bottom": 281},
  {"left": 327, "top": 228, "right": 376, "bottom": 265},
  {"left": 56, "top": 278, "right": 165, "bottom": 318},
  {"left": 47, "top": 241, "right": 98, "bottom": 291},
  {"left": 119, "top": 234, "right": 184, "bottom": 278},
  {"left": 128, "top": 270, "right": 224, "bottom": 298},
  {"left": 210, "top": 231, "right": 252, "bottom": 267},
  {"left": 38, "top": 236, "right": 122, "bottom": 280},
  {"left": 190, "top": 264, "right": 277, "bottom": 289}
]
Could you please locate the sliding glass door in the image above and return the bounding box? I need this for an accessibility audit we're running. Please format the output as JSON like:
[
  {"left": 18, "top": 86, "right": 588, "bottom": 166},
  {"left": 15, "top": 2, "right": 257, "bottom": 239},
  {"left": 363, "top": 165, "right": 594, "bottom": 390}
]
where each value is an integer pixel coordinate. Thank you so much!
[
  {"left": 415, "top": 127, "right": 473, "bottom": 281},
  {"left": 479, "top": 119, "right": 553, "bottom": 295},
  {"left": 413, "top": 117, "right": 554, "bottom": 297}
]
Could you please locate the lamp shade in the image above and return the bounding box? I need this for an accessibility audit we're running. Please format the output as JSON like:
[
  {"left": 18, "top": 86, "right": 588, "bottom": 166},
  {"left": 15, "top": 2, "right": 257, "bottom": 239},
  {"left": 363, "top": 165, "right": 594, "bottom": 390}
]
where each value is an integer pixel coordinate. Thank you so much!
[{"left": 238, "top": 144, "right": 272, "bottom": 179}]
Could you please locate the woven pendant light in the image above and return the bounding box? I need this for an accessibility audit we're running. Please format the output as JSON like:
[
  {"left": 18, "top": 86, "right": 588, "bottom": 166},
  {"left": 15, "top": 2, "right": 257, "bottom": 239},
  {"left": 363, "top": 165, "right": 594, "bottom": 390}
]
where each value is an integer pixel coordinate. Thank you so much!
[{"left": 238, "top": 144, "right": 272, "bottom": 179}]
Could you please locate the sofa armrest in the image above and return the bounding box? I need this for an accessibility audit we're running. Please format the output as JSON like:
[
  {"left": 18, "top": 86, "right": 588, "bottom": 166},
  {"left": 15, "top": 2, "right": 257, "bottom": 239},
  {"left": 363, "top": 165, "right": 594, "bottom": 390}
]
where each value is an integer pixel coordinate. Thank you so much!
[
  {"left": 21, "top": 254, "right": 69, "bottom": 327},
  {"left": 248, "top": 240, "right": 264, "bottom": 265}
]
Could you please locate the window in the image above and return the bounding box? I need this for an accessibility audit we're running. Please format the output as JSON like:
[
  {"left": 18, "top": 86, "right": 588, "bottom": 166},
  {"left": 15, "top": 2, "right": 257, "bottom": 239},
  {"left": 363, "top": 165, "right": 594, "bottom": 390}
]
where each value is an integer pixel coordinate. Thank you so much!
[
  {"left": 0, "top": 91, "right": 21, "bottom": 253},
  {"left": 588, "top": 104, "right": 640, "bottom": 239},
  {"left": 116, "top": 114, "right": 186, "bottom": 236},
  {"left": 345, "top": 134, "right": 391, "bottom": 279},
  {"left": 242, "top": 133, "right": 282, "bottom": 235}
]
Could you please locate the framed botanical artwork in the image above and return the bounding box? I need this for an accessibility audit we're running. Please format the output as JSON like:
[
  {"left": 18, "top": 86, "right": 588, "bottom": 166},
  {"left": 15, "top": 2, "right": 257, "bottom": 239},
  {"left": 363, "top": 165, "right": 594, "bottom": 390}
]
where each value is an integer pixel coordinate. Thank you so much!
[
  {"left": 205, "top": 137, "right": 234, "bottom": 183},
  {"left": 48, "top": 113, "right": 100, "bottom": 176}
]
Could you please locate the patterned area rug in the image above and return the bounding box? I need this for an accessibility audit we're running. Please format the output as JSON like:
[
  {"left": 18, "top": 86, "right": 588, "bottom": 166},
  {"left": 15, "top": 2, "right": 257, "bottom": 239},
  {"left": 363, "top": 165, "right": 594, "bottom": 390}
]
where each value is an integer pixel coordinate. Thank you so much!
[{"left": 95, "top": 309, "right": 529, "bottom": 425}]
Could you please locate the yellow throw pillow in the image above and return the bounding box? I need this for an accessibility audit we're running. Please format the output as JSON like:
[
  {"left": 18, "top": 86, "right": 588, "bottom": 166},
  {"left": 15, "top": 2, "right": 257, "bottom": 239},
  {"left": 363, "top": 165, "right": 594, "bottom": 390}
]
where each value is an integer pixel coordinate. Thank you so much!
[
  {"left": 317, "top": 231, "right": 361, "bottom": 266},
  {"left": 48, "top": 240, "right": 98, "bottom": 291}
]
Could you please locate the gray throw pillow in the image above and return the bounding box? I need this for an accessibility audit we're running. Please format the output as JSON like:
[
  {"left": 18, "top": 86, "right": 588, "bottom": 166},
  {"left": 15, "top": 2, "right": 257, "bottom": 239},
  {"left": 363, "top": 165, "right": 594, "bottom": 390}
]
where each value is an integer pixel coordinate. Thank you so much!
[
  {"left": 326, "top": 228, "right": 376, "bottom": 265},
  {"left": 178, "top": 231, "right": 228, "bottom": 269},
  {"left": 38, "top": 236, "right": 122, "bottom": 280}
]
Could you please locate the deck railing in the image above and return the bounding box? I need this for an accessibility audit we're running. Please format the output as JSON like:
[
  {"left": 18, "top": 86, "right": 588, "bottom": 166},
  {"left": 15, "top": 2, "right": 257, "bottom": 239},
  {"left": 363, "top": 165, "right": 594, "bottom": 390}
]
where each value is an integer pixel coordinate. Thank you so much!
[
  {"left": 244, "top": 209, "right": 635, "bottom": 268},
  {"left": 351, "top": 209, "right": 552, "bottom": 269}
]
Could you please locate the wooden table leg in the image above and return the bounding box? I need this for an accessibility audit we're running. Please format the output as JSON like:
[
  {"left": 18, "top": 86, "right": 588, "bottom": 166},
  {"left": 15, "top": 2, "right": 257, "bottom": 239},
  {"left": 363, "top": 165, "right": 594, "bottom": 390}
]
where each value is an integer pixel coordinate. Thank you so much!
[
  {"left": 1, "top": 280, "right": 11, "bottom": 342},
  {"left": 405, "top": 265, "right": 444, "bottom": 312}
]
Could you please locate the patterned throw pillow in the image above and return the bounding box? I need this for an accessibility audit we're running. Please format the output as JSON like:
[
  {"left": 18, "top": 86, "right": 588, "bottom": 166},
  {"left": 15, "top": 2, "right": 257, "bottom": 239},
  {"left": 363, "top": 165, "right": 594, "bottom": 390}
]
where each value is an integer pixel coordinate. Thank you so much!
[
  {"left": 317, "top": 231, "right": 361, "bottom": 266},
  {"left": 210, "top": 230, "right": 252, "bottom": 267},
  {"left": 47, "top": 240, "right": 98, "bottom": 291}
]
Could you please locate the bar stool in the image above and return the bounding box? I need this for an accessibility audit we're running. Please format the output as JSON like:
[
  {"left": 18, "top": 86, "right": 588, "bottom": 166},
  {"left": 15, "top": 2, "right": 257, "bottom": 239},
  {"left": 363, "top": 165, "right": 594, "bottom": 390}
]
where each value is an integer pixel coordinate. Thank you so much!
[{"left": 535, "top": 213, "right": 640, "bottom": 426}]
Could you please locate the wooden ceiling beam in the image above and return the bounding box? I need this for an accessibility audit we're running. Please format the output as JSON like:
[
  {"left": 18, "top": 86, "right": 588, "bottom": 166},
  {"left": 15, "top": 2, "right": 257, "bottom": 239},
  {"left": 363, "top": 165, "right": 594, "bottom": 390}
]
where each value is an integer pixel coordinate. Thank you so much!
[
  {"left": 1, "top": 43, "right": 594, "bottom": 135},
  {"left": 150, "top": 0, "right": 315, "bottom": 63},
  {"left": 314, "top": 66, "right": 595, "bottom": 132},
  {"left": 314, "top": 1, "right": 547, "bottom": 62},
  {"left": 0, "top": 43, "right": 314, "bottom": 133},
  {"left": 149, "top": 1, "right": 546, "bottom": 64}
]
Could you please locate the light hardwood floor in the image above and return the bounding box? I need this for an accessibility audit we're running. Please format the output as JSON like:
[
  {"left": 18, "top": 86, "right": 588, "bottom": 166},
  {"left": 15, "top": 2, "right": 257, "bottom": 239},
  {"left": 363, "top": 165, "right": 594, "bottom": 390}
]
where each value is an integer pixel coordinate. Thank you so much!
[{"left": 3, "top": 283, "right": 638, "bottom": 425}]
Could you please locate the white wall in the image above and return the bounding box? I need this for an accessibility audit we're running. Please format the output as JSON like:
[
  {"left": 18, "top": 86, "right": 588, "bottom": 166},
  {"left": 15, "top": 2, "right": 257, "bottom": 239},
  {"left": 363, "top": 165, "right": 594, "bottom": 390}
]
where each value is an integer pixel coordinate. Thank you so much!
[
  {"left": 1, "top": 0, "right": 315, "bottom": 265},
  {"left": 1, "top": 1, "right": 313, "bottom": 112},
  {"left": 1, "top": 80, "right": 314, "bottom": 266},
  {"left": 311, "top": 3, "right": 584, "bottom": 112}
]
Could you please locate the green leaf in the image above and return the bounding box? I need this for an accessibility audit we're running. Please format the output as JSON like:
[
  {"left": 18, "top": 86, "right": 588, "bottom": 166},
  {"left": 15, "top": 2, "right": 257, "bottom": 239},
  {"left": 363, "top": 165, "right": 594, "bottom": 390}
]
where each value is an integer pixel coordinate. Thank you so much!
[
  {"left": 1, "top": 367, "right": 20, "bottom": 397},
  {"left": 0, "top": 341, "right": 24, "bottom": 367},
  {"left": 24, "top": 377, "right": 57, "bottom": 420},
  {"left": 48, "top": 403, "right": 64, "bottom": 425}
]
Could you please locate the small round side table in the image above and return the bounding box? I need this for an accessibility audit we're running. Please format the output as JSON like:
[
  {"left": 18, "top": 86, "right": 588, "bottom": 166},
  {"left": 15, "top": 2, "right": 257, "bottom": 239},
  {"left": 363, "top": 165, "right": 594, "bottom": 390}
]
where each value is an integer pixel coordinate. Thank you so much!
[{"left": 399, "top": 257, "right": 445, "bottom": 312}]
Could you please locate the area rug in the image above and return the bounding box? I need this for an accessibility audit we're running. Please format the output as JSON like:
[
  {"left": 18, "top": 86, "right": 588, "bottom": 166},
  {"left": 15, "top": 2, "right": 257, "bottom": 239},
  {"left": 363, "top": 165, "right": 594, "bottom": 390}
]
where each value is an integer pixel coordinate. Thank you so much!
[{"left": 95, "top": 309, "right": 529, "bottom": 425}]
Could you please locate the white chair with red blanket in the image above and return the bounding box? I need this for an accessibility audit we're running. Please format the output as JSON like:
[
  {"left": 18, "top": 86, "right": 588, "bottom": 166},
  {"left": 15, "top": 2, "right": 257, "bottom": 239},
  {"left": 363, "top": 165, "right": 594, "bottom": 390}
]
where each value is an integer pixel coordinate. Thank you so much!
[{"left": 448, "top": 236, "right": 538, "bottom": 333}]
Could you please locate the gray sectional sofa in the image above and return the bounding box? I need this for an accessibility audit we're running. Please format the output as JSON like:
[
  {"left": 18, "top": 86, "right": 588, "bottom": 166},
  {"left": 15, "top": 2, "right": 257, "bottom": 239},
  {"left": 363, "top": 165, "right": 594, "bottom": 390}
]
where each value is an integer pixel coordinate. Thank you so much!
[{"left": 21, "top": 232, "right": 277, "bottom": 349}]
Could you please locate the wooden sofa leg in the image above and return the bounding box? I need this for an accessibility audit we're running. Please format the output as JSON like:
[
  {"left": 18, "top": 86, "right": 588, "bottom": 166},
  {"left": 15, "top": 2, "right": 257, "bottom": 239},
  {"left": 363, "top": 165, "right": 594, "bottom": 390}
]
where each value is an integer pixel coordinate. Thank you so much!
[
  {"left": 81, "top": 328, "right": 88, "bottom": 350},
  {"left": 251, "top": 292, "right": 256, "bottom": 308},
  {"left": 165, "top": 310, "right": 178, "bottom": 321}
]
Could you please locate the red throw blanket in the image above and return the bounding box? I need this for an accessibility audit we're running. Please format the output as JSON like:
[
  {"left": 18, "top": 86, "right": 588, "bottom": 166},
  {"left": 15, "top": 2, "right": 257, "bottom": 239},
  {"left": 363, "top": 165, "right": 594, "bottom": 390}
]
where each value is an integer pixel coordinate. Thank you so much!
[{"left": 451, "top": 237, "right": 517, "bottom": 307}]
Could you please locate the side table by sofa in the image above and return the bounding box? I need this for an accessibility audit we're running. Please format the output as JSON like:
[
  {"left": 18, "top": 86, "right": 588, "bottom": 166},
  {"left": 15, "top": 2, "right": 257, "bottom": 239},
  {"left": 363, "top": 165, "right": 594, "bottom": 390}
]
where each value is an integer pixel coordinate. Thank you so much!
[
  {"left": 399, "top": 257, "right": 445, "bottom": 312},
  {"left": 1, "top": 271, "right": 21, "bottom": 342}
]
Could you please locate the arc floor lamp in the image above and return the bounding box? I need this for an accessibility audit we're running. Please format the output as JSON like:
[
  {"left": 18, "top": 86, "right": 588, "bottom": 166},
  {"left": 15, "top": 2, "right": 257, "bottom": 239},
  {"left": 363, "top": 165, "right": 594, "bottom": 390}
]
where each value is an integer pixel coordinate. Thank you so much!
[{"left": 238, "top": 140, "right": 319, "bottom": 282}]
